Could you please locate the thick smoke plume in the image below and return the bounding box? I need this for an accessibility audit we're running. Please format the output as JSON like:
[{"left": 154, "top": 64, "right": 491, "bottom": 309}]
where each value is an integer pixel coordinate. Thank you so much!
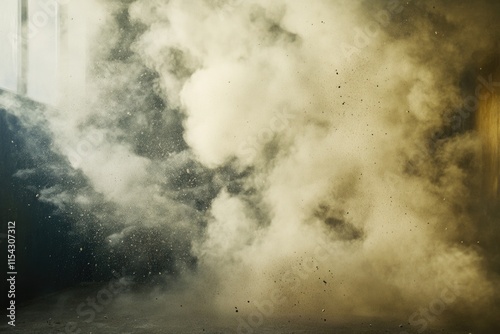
[{"left": 2, "top": 0, "right": 500, "bottom": 331}]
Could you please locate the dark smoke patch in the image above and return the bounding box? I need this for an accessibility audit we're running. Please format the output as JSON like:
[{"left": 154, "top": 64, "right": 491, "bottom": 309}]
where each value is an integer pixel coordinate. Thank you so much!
[{"left": 315, "top": 204, "right": 364, "bottom": 241}]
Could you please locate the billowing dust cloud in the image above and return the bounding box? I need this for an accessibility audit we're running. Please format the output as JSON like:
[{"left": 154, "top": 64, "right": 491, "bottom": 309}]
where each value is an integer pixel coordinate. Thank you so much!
[{"left": 3, "top": 0, "right": 500, "bottom": 331}]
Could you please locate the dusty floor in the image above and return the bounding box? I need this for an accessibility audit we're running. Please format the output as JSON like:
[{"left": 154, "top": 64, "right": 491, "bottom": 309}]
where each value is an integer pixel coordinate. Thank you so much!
[{"left": 0, "top": 284, "right": 485, "bottom": 334}]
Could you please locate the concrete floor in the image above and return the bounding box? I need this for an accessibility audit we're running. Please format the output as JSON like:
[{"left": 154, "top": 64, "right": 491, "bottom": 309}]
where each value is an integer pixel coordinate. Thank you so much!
[{"left": 0, "top": 284, "right": 483, "bottom": 334}]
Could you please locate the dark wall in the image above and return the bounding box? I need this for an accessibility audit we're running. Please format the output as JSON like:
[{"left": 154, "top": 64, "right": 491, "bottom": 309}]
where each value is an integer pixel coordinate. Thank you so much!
[{"left": 0, "top": 107, "right": 92, "bottom": 306}]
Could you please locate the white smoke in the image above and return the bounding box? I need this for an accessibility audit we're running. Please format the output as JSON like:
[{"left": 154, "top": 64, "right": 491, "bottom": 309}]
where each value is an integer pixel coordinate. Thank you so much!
[{"left": 125, "top": 0, "right": 500, "bottom": 325}]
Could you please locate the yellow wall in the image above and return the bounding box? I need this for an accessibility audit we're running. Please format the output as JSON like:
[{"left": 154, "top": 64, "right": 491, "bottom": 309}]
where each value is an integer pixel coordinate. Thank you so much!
[{"left": 476, "top": 63, "right": 500, "bottom": 203}]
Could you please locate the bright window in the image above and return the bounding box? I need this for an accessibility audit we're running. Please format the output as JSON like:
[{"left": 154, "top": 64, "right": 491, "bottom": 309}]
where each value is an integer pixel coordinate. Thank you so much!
[
  {"left": 0, "top": 1, "right": 21, "bottom": 93},
  {"left": 0, "top": 0, "right": 66, "bottom": 105}
]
